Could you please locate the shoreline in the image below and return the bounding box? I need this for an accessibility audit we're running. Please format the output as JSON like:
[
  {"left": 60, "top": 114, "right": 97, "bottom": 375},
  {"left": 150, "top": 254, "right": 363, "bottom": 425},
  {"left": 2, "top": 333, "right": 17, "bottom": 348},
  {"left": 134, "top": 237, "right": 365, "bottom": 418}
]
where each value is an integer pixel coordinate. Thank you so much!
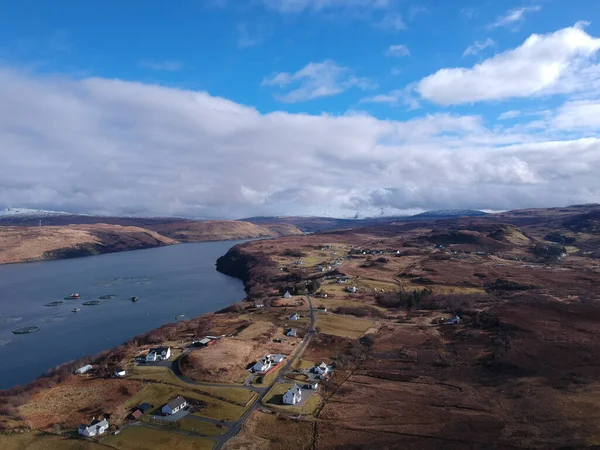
[{"left": 0, "top": 240, "right": 251, "bottom": 394}]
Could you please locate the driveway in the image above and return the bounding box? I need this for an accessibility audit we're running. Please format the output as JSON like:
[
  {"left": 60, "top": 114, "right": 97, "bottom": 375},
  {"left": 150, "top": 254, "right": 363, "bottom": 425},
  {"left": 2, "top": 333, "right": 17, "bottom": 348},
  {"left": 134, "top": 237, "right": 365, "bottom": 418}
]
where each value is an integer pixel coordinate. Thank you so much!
[{"left": 150, "top": 409, "right": 189, "bottom": 422}]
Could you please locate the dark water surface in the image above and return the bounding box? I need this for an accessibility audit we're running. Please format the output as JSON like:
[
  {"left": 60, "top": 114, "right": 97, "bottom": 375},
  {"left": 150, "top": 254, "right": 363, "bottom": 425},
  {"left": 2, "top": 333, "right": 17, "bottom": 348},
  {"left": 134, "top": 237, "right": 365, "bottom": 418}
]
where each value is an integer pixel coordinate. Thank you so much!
[{"left": 0, "top": 242, "right": 246, "bottom": 389}]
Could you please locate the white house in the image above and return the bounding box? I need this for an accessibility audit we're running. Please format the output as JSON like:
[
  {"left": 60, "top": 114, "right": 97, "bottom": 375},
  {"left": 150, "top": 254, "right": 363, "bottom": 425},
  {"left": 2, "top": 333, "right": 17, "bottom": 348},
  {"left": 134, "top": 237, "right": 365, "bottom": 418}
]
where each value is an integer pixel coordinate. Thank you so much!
[
  {"left": 283, "top": 291, "right": 292, "bottom": 299},
  {"left": 345, "top": 286, "right": 358, "bottom": 294},
  {"left": 113, "top": 369, "right": 126, "bottom": 378},
  {"left": 161, "top": 396, "right": 187, "bottom": 415},
  {"left": 78, "top": 418, "right": 109, "bottom": 437},
  {"left": 146, "top": 347, "right": 171, "bottom": 362},
  {"left": 313, "top": 362, "right": 330, "bottom": 376},
  {"left": 283, "top": 384, "right": 302, "bottom": 405},
  {"left": 336, "top": 277, "right": 348, "bottom": 284},
  {"left": 308, "top": 382, "right": 319, "bottom": 390},
  {"left": 252, "top": 354, "right": 286, "bottom": 373},
  {"left": 286, "top": 328, "right": 297, "bottom": 337},
  {"left": 75, "top": 364, "right": 93, "bottom": 374},
  {"left": 289, "top": 313, "right": 300, "bottom": 321}
]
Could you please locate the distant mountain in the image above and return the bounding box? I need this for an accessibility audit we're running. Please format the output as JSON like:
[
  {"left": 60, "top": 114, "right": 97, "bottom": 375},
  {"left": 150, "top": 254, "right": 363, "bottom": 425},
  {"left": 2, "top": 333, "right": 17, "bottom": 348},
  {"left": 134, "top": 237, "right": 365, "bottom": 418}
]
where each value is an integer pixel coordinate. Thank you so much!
[
  {"left": 411, "top": 209, "right": 488, "bottom": 219},
  {"left": 0, "top": 208, "right": 76, "bottom": 220}
]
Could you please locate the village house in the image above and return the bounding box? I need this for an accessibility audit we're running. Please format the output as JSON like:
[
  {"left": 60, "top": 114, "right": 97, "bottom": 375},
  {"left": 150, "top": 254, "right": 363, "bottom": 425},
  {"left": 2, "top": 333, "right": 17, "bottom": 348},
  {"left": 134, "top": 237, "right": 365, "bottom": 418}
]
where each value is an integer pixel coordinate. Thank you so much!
[
  {"left": 146, "top": 347, "right": 171, "bottom": 362},
  {"left": 283, "top": 291, "right": 293, "bottom": 299},
  {"left": 251, "top": 354, "right": 286, "bottom": 373},
  {"left": 253, "top": 300, "right": 265, "bottom": 308},
  {"left": 161, "top": 396, "right": 187, "bottom": 415},
  {"left": 286, "top": 328, "right": 297, "bottom": 337},
  {"left": 345, "top": 286, "right": 358, "bottom": 293},
  {"left": 283, "top": 384, "right": 303, "bottom": 405},
  {"left": 289, "top": 312, "right": 300, "bottom": 321},
  {"left": 312, "top": 362, "right": 330, "bottom": 376},
  {"left": 316, "top": 266, "right": 325, "bottom": 272},
  {"left": 78, "top": 417, "right": 109, "bottom": 437},
  {"left": 336, "top": 277, "right": 348, "bottom": 284},
  {"left": 307, "top": 382, "right": 319, "bottom": 390}
]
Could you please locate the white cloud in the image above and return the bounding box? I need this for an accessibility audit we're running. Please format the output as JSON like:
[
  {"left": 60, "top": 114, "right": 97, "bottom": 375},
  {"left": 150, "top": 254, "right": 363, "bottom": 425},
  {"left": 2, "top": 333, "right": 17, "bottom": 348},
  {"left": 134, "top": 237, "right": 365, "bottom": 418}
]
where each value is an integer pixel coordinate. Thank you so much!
[
  {"left": 139, "top": 60, "right": 183, "bottom": 71},
  {"left": 361, "top": 84, "right": 420, "bottom": 109},
  {"left": 1, "top": 67, "right": 600, "bottom": 218},
  {"left": 487, "top": 5, "right": 541, "bottom": 30},
  {"left": 498, "top": 110, "right": 522, "bottom": 120},
  {"left": 262, "top": 0, "right": 389, "bottom": 13},
  {"left": 463, "top": 38, "right": 495, "bottom": 57},
  {"left": 386, "top": 44, "right": 410, "bottom": 57},
  {"left": 552, "top": 100, "right": 600, "bottom": 130},
  {"left": 376, "top": 13, "right": 406, "bottom": 31},
  {"left": 408, "top": 6, "right": 427, "bottom": 20},
  {"left": 262, "top": 60, "right": 374, "bottom": 102},
  {"left": 417, "top": 23, "right": 600, "bottom": 105}
]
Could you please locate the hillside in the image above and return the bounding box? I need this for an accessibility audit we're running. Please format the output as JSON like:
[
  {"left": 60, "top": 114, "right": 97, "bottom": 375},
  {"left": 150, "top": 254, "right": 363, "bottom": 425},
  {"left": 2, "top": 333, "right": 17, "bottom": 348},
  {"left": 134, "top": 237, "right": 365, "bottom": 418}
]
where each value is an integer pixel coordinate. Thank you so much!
[
  {"left": 0, "top": 224, "right": 176, "bottom": 265},
  {"left": 145, "top": 220, "right": 303, "bottom": 243}
]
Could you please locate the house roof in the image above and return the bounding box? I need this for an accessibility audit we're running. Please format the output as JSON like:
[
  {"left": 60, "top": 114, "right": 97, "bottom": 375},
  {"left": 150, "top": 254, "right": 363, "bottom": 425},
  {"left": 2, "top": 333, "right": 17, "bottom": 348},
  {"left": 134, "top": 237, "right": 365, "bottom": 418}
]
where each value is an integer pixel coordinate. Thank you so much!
[
  {"left": 79, "top": 417, "right": 108, "bottom": 431},
  {"left": 137, "top": 402, "right": 152, "bottom": 413},
  {"left": 131, "top": 410, "right": 143, "bottom": 419},
  {"left": 287, "top": 384, "right": 302, "bottom": 395},
  {"left": 148, "top": 346, "right": 169, "bottom": 354},
  {"left": 165, "top": 396, "right": 187, "bottom": 410}
]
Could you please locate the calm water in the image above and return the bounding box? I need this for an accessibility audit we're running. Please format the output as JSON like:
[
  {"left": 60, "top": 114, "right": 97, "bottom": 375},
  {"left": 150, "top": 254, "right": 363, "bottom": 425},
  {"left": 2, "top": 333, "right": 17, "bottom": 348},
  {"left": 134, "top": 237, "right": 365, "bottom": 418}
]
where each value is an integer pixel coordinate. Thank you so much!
[{"left": 0, "top": 242, "right": 246, "bottom": 390}]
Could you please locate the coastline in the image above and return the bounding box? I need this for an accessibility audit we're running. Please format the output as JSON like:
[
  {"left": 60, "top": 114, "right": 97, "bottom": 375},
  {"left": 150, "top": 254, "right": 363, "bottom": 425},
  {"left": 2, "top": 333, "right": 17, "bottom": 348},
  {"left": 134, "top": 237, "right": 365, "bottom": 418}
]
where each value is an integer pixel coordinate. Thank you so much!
[{"left": 0, "top": 241, "right": 252, "bottom": 395}]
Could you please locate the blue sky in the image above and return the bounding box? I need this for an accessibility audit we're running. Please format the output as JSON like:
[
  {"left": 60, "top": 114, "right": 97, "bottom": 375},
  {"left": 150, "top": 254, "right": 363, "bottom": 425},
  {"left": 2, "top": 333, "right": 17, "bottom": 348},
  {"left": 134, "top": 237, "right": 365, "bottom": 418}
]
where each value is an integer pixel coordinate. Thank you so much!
[{"left": 0, "top": 0, "right": 600, "bottom": 218}]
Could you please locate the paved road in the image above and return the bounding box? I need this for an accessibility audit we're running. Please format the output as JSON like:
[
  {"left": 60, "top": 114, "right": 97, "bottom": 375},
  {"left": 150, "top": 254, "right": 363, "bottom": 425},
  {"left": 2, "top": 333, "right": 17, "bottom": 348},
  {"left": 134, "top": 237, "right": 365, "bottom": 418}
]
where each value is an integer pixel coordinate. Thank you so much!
[
  {"left": 212, "top": 293, "right": 316, "bottom": 450},
  {"left": 129, "top": 295, "right": 316, "bottom": 450}
]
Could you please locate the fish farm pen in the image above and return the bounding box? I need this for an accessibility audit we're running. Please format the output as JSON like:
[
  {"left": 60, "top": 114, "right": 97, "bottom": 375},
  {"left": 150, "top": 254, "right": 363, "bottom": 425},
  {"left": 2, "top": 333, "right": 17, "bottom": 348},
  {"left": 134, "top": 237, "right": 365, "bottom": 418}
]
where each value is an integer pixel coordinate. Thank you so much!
[
  {"left": 12, "top": 326, "right": 41, "bottom": 334},
  {"left": 44, "top": 301, "right": 64, "bottom": 307},
  {"left": 82, "top": 300, "right": 102, "bottom": 306}
]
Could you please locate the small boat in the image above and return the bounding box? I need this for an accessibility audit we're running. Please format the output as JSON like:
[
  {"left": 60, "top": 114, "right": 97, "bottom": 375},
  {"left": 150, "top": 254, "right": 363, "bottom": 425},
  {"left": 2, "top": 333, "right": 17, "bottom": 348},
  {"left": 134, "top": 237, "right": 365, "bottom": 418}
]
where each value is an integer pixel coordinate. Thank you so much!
[
  {"left": 72, "top": 308, "right": 80, "bottom": 313},
  {"left": 64, "top": 293, "right": 80, "bottom": 300},
  {"left": 175, "top": 314, "right": 185, "bottom": 320},
  {"left": 130, "top": 296, "right": 139, "bottom": 302}
]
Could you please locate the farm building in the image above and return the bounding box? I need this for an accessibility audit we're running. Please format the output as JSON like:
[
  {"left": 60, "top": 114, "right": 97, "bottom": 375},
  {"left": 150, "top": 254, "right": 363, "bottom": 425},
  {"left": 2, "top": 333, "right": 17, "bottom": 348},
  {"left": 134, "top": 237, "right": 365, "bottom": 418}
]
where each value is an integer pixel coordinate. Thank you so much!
[
  {"left": 283, "top": 384, "right": 302, "bottom": 405},
  {"left": 161, "top": 396, "right": 188, "bottom": 415},
  {"left": 194, "top": 338, "right": 215, "bottom": 347},
  {"left": 75, "top": 364, "right": 92, "bottom": 374},
  {"left": 78, "top": 418, "right": 109, "bottom": 437}
]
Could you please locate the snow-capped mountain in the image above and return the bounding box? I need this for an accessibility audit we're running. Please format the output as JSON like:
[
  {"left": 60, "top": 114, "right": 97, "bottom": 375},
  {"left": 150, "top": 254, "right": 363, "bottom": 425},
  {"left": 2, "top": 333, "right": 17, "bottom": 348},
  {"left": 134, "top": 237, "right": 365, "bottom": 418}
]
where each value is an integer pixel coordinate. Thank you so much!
[{"left": 0, "top": 208, "right": 78, "bottom": 219}]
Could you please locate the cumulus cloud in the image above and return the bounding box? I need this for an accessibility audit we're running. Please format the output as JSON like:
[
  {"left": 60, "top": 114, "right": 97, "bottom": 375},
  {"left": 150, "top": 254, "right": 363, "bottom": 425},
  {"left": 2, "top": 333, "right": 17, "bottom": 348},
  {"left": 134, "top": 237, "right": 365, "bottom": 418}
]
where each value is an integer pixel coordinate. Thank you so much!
[
  {"left": 360, "top": 84, "right": 420, "bottom": 109},
  {"left": 487, "top": 5, "right": 542, "bottom": 30},
  {"left": 463, "top": 38, "right": 495, "bottom": 57},
  {"left": 386, "top": 44, "right": 410, "bottom": 57},
  {"left": 417, "top": 23, "right": 600, "bottom": 105},
  {"left": 262, "top": 60, "right": 374, "bottom": 102},
  {"left": 1, "top": 67, "right": 600, "bottom": 218}
]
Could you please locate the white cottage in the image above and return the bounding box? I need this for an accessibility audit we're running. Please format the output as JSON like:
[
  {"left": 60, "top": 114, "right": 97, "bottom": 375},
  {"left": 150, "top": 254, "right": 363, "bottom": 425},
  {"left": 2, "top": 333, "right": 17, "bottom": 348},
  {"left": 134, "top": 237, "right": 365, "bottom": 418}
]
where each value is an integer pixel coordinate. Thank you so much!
[
  {"left": 78, "top": 418, "right": 109, "bottom": 437},
  {"left": 313, "top": 362, "right": 330, "bottom": 376},
  {"left": 283, "top": 384, "right": 302, "bottom": 405},
  {"left": 146, "top": 347, "right": 171, "bottom": 362},
  {"left": 283, "top": 291, "right": 292, "bottom": 299},
  {"left": 289, "top": 313, "right": 300, "bottom": 321},
  {"left": 161, "top": 396, "right": 187, "bottom": 415}
]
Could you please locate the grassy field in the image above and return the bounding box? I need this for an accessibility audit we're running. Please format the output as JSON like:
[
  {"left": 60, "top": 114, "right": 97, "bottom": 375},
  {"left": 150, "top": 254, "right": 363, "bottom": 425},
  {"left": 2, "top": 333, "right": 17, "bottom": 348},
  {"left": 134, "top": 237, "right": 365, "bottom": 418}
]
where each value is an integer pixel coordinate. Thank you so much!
[
  {"left": 291, "top": 359, "right": 316, "bottom": 370},
  {"left": 0, "top": 433, "right": 108, "bottom": 450},
  {"left": 129, "top": 365, "right": 257, "bottom": 406},
  {"left": 262, "top": 383, "right": 322, "bottom": 415},
  {"left": 397, "top": 283, "right": 485, "bottom": 295},
  {"left": 104, "top": 427, "right": 216, "bottom": 450},
  {"left": 315, "top": 313, "right": 376, "bottom": 339},
  {"left": 124, "top": 383, "right": 247, "bottom": 422},
  {"left": 145, "top": 417, "right": 228, "bottom": 436}
]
